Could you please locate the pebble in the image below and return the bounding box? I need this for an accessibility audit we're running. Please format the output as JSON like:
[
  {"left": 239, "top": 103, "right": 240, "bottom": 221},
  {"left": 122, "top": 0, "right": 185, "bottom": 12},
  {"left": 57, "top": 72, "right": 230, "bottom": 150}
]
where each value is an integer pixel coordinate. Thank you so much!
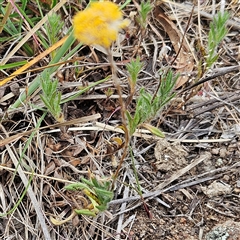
[
  {"left": 215, "top": 158, "right": 223, "bottom": 167},
  {"left": 222, "top": 175, "right": 230, "bottom": 182},
  {"left": 219, "top": 147, "right": 228, "bottom": 158},
  {"left": 211, "top": 148, "right": 220, "bottom": 155},
  {"left": 233, "top": 188, "right": 240, "bottom": 194}
]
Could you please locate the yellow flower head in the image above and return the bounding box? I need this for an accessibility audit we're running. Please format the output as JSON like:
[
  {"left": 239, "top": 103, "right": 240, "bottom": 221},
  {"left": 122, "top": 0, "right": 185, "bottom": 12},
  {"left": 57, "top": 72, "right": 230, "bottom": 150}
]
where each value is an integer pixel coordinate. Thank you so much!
[{"left": 73, "top": 1, "right": 130, "bottom": 48}]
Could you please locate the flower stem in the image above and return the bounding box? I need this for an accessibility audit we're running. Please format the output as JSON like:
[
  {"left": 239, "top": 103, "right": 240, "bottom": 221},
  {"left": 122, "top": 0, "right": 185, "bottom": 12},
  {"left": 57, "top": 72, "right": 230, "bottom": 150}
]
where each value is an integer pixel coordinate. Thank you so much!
[{"left": 107, "top": 49, "right": 130, "bottom": 187}]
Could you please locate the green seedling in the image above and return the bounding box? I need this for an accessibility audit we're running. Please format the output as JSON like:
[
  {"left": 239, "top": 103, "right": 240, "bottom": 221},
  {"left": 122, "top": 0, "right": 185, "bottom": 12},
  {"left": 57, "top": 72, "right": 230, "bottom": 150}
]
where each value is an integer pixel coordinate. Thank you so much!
[
  {"left": 65, "top": 174, "right": 113, "bottom": 217},
  {"left": 45, "top": 13, "right": 64, "bottom": 59},
  {"left": 126, "top": 56, "right": 143, "bottom": 107},
  {"left": 206, "top": 12, "right": 229, "bottom": 69},
  {"left": 184, "top": 11, "right": 229, "bottom": 102},
  {"left": 127, "top": 56, "right": 143, "bottom": 89},
  {"left": 40, "top": 71, "right": 63, "bottom": 122},
  {"left": 126, "top": 69, "right": 177, "bottom": 136},
  {"left": 137, "top": 0, "right": 153, "bottom": 29}
]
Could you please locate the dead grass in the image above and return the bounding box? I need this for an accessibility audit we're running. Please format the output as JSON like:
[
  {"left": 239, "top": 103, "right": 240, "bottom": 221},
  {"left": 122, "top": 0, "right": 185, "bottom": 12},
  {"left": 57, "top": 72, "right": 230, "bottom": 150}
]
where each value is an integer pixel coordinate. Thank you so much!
[{"left": 0, "top": 0, "right": 240, "bottom": 239}]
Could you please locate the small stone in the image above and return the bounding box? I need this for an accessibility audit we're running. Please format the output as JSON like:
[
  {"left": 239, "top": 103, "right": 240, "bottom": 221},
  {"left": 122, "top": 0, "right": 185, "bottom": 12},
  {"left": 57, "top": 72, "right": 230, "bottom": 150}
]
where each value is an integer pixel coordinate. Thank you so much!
[
  {"left": 222, "top": 175, "right": 230, "bottom": 182},
  {"left": 159, "top": 219, "right": 166, "bottom": 225},
  {"left": 175, "top": 191, "right": 183, "bottom": 201},
  {"left": 201, "top": 181, "right": 232, "bottom": 198},
  {"left": 211, "top": 148, "right": 220, "bottom": 155},
  {"left": 206, "top": 220, "right": 240, "bottom": 240},
  {"left": 180, "top": 218, "right": 187, "bottom": 224},
  {"left": 219, "top": 147, "right": 228, "bottom": 158},
  {"left": 233, "top": 188, "right": 240, "bottom": 194},
  {"left": 129, "top": 231, "right": 134, "bottom": 236},
  {"left": 140, "top": 230, "right": 146, "bottom": 238},
  {"left": 237, "top": 180, "right": 240, "bottom": 188},
  {"left": 228, "top": 143, "right": 237, "bottom": 152},
  {"left": 215, "top": 158, "right": 223, "bottom": 167},
  {"left": 182, "top": 206, "right": 188, "bottom": 212}
]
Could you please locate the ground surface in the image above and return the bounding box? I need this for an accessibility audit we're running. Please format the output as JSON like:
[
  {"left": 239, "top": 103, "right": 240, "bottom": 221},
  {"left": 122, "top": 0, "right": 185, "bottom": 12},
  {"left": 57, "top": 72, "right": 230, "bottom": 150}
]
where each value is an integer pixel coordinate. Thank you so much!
[{"left": 0, "top": 0, "right": 240, "bottom": 240}]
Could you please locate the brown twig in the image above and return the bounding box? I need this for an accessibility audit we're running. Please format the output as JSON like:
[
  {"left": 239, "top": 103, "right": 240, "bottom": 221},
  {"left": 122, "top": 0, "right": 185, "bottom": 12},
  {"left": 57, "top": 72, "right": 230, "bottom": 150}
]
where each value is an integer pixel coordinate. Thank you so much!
[{"left": 180, "top": 65, "right": 240, "bottom": 94}]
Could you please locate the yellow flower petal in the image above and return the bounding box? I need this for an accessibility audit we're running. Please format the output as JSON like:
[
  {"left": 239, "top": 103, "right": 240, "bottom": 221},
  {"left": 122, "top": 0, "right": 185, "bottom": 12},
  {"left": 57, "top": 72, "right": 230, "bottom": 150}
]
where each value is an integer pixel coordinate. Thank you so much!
[{"left": 73, "top": 1, "right": 129, "bottom": 48}]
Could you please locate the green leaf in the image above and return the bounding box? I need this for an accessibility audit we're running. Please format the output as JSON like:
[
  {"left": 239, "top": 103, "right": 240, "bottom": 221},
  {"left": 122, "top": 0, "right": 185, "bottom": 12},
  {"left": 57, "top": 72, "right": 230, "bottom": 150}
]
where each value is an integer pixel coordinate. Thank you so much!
[
  {"left": 137, "top": 0, "right": 153, "bottom": 28},
  {"left": 74, "top": 209, "right": 97, "bottom": 217},
  {"left": 40, "top": 95, "right": 53, "bottom": 112},
  {"left": 0, "top": 61, "right": 27, "bottom": 70},
  {"left": 81, "top": 177, "right": 95, "bottom": 188},
  {"left": 64, "top": 182, "right": 88, "bottom": 191},
  {"left": 126, "top": 56, "right": 143, "bottom": 85},
  {"left": 141, "top": 123, "right": 165, "bottom": 138},
  {"left": 206, "top": 11, "right": 229, "bottom": 68},
  {"left": 94, "top": 188, "right": 113, "bottom": 202}
]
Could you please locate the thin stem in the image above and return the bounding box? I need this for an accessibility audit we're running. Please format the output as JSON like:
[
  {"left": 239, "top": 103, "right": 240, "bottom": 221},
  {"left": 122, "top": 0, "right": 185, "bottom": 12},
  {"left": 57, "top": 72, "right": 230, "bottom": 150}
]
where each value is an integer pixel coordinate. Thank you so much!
[
  {"left": 106, "top": 48, "right": 130, "bottom": 187},
  {"left": 0, "top": 2, "right": 12, "bottom": 34}
]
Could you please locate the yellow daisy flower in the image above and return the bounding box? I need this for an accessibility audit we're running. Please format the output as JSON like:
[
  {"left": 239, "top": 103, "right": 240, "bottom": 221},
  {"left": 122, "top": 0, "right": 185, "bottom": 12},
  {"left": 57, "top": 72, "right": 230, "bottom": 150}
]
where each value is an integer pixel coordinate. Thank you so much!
[{"left": 73, "top": 1, "right": 130, "bottom": 48}]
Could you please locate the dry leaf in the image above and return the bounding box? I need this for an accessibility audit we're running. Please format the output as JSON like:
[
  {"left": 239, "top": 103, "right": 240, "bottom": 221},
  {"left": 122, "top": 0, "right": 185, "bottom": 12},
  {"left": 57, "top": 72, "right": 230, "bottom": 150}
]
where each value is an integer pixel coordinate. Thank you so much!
[
  {"left": 68, "top": 159, "right": 82, "bottom": 167},
  {"left": 44, "top": 161, "right": 56, "bottom": 175},
  {"left": 50, "top": 210, "right": 76, "bottom": 226},
  {"left": 154, "top": 6, "right": 194, "bottom": 88}
]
